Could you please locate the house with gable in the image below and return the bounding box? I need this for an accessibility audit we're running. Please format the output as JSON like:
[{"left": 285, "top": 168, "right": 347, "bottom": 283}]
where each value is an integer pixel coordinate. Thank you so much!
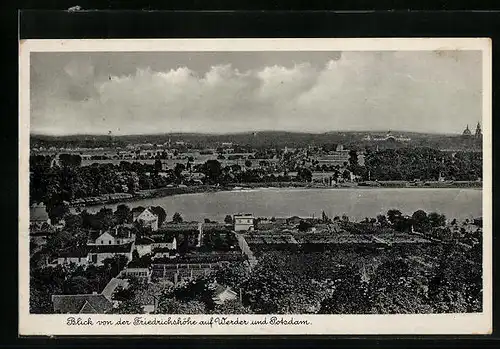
[
  {"left": 51, "top": 277, "right": 128, "bottom": 314},
  {"left": 150, "top": 234, "right": 178, "bottom": 260},
  {"left": 133, "top": 207, "right": 159, "bottom": 231},
  {"left": 88, "top": 225, "right": 136, "bottom": 246},
  {"left": 52, "top": 293, "right": 113, "bottom": 314}
]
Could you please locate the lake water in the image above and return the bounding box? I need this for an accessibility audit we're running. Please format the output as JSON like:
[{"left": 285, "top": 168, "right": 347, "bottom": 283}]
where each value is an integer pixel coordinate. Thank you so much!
[{"left": 77, "top": 188, "right": 482, "bottom": 223}]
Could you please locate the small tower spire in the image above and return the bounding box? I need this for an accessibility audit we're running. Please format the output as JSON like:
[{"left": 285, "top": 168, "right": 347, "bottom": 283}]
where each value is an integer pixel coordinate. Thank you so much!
[
  {"left": 462, "top": 124, "right": 472, "bottom": 136},
  {"left": 475, "top": 122, "right": 482, "bottom": 138}
]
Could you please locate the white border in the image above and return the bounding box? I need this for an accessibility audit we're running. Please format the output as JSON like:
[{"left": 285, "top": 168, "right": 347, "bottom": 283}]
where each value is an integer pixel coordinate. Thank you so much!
[{"left": 19, "top": 38, "right": 492, "bottom": 336}]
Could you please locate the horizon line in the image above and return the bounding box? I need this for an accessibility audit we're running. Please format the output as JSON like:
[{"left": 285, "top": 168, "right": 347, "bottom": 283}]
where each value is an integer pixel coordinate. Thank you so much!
[{"left": 30, "top": 129, "right": 461, "bottom": 137}]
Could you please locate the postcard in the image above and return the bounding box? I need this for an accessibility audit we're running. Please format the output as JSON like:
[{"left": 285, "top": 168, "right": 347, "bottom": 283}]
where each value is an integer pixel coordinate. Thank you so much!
[{"left": 19, "top": 38, "right": 492, "bottom": 335}]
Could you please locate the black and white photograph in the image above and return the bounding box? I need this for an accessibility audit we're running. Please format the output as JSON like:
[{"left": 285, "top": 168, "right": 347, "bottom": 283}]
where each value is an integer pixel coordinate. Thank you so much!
[{"left": 19, "top": 39, "right": 492, "bottom": 335}]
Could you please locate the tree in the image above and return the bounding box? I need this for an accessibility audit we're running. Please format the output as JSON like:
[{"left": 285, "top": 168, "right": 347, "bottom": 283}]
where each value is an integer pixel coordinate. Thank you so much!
[
  {"left": 411, "top": 210, "right": 430, "bottom": 233},
  {"left": 215, "top": 263, "right": 249, "bottom": 290},
  {"left": 59, "top": 154, "right": 82, "bottom": 168},
  {"left": 428, "top": 244, "right": 482, "bottom": 313},
  {"left": 174, "top": 163, "right": 185, "bottom": 178},
  {"left": 48, "top": 202, "right": 70, "bottom": 224},
  {"left": 297, "top": 168, "right": 312, "bottom": 182},
  {"left": 172, "top": 212, "right": 183, "bottom": 224},
  {"left": 170, "top": 276, "right": 217, "bottom": 310},
  {"left": 113, "top": 298, "right": 144, "bottom": 314},
  {"left": 154, "top": 159, "right": 163, "bottom": 173},
  {"left": 321, "top": 211, "right": 331, "bottom": 223},
  {"left": 203, "top": 160, "right": 222, "bottom": 184},
  {"left": 150, "top": 206, "right": 167, "bottom": 226},
  {"left": 64, "top": 213, "right": 83, "bottom": 230},
  {"left": 103, "top": 255, "right": 129, "bottom": 277},
  {"left": 30, "top": 265, "right": 67, "bottom": 313},
  {"left": 213, "top": 299, "right": 252, "bottom": 314},
  {"left": 318, "top": 266, "right": 371, "bottom": 314},
  {"left": 387, "top": 209, "right": 402, "bottom": 224},
  {"left": 157, "top": 298, "right": 206, "bottom": 314},
  {"left": 428, "top": 212, "right": 446, "bottom": 228},
  {"left": 369, "top": 258, "right": 432, "bottom": 314},
  {"left": 63, "top": 276, "right": 92, "bottom": 295},
  {"left": 342, "top": 169, "right": 351, "bottom": 181},
  {"left": 245, "top": 160, "right": 252, "bottom": 168},
  {"left": 112, "top": 285, "right": 135, "bottom": 302},
  {"left": 95, "top": 207, "right": 115, "bottom": 230},
  {"left": 298, "top": 220, "right": 312, "bottom": 232},
  {"left": 348, "top": 149, "right": 358, "bottom": 167},
  {"left": 243, "top": 264, "right": 296, "bottom": 314},
  {"left": 224, "top": 215, "right": 233, "bottom": 225},
  {"left": 240, "top": 252, "right": 326, "bottom": 314},
  {"left": 114, "top": 204, "right": 132, "bottom": 224}
]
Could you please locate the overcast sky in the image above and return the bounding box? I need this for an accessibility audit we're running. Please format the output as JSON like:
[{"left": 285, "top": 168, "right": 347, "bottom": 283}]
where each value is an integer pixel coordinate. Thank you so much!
[{"left": 30, "top": 50, "right": 482, "bottom": 135}]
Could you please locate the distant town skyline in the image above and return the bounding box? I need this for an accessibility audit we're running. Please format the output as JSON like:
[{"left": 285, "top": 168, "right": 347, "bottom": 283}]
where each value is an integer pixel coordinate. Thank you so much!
[{"left": 30, "top": 50, "right": 482, "bottom": 136}]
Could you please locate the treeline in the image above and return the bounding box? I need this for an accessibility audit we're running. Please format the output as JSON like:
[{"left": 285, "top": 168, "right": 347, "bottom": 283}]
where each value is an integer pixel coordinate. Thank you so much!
[
  {"left": 362, "top": 147, "right": 482, "bottom": 181},
  {"left": 111, "top": 242, "right": 482, "bottom": 315}
]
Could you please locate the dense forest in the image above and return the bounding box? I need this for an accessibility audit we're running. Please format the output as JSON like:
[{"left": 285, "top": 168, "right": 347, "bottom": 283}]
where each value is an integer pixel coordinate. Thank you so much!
[{"left": 362, "top": 147, "right": 482, "bottom": 181}]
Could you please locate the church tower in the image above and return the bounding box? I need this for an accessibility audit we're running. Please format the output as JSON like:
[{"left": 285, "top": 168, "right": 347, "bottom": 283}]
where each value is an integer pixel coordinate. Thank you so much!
[
  {"left": 475, "top": 122, "right": 482, "bottom": 138},
  {"left": 462, "top": 124, "right": 472, "bottom": 136}
]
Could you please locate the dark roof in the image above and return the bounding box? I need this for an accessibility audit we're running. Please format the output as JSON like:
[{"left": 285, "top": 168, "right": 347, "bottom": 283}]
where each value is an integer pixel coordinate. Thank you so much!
[
  {"left": 52, "top": 294, "right": 113, "bottom": 314},
  {"left": 58, "top": 246, "right": 89, "bottom": 258},
  {"left": 90, "top": 227, "right": 134, "bottom": 241},
  {"left": 149, "top": 234, "right": 176, "bottom": 243},
  {"left": 88, "top": 241, "right": 134, "bottom": 254},
  {"left": 136, "top": 237, "right": 154, "bottom": 245},
  {"left": 153, "top": 247, "right": 173, "bottom": 253},
  {"left": 132, "top": 207, "right": 146, "bottom": 214},
  {"left": 162, "top": 222, "right": 200, "bottom": 232},
  {"left": 202, "top": 222, "right": 227, "bottom": 230}
]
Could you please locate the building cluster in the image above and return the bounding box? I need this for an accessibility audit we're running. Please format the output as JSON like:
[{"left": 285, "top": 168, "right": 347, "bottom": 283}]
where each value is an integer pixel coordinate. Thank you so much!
[
  {"left": 362, "top": 131, "right": 411, "bottom": 142},
  {"left": 462, "top": 122, "right": 482, "bottom": 138},
  {"left": 31, "top": 200, "right": 482, "bottom": 314},
  {"left": 31, "top": 208, "right": 249, "bottom": 314}
]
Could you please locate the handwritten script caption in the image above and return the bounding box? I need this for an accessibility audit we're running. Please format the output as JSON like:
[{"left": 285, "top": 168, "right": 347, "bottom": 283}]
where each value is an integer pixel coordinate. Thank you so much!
[{"left": 67, "top": 316, "right": 311, "bottom": 328}]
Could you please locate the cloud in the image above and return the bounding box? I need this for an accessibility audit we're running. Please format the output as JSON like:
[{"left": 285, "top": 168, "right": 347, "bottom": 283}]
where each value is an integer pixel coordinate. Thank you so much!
[{"left": 30, "top": 51, "right": 482, "bottom": 135}]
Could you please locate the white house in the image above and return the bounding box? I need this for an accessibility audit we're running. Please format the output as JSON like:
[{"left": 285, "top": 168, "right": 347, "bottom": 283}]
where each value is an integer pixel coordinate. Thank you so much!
[
  {"left": 134, "top": 208, "right": 159, "bottom": 231},
  {"left": 151, "top": 236, "right": 177, "bottom": 250},
  {"left": 151, "top": 236, "right": 177, "bottom": 260},
  {"left": 122, "top": 267, "right": 151, "bottom": 281},
  {"left": 135, "top": 237, "right": 154, "bottom": 257},
  {"left": 30, "top": 203, "right": 51, "bottom": 228},
  {"left": 53, "top": 246, "right": 89, "bottom": 266},
  {"left": 88, "top": 227, "right": 135, "bottom": 246},
  {"left": 233, "top": 214, "right": 255, "bottom": 232},
  {"left": 87, "top": 242, "right": 134, "bottom": 266}
]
